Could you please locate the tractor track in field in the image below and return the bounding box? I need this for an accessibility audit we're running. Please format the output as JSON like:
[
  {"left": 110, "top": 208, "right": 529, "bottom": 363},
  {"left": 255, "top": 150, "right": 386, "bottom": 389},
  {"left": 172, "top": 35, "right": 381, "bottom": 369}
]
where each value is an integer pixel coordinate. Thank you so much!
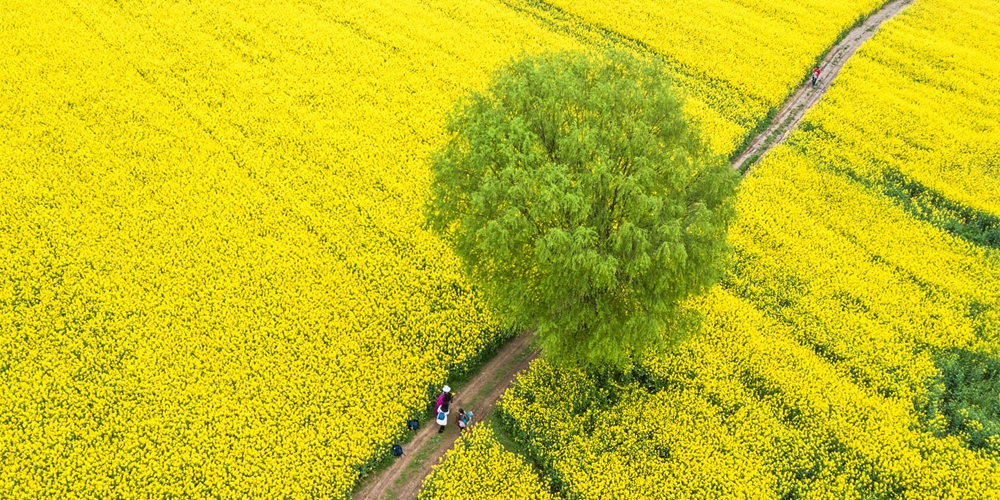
[
  {"left": 353, "top": 1, "right": 912, "bottom": 498},
  {"left": 732, "top": 0, "right": 914, "bottom": 174}
]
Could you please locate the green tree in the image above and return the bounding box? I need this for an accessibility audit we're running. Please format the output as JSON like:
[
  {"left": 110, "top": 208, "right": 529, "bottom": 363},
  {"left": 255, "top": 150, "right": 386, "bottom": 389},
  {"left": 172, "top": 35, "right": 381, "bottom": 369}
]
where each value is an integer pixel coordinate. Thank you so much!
[{"left": 426, "top": 51, "right": 737, "bottom": 367}]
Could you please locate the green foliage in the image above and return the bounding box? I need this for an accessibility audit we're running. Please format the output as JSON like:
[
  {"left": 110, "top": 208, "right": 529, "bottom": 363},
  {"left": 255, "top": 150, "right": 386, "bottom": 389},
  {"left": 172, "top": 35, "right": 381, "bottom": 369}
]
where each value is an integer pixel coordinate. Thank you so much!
[
  {"left": 426, "top": 50, "right": 737, "bottom": 367},
  {"left": 922, "top": 348, "right": 1000, "bottom": 455}
]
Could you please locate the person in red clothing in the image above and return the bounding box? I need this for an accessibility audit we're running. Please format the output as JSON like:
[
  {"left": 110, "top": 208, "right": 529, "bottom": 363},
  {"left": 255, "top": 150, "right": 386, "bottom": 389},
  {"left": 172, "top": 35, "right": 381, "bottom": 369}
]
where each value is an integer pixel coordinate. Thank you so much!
[
  {"left": 812, "top": 67, "right": 822, "bottom": 86},
  {"left": 434, "top": 385, "right": 453, "bottom": 430},
  {"left": 435, "top": 385, "right": 452, "bottom": 412}
]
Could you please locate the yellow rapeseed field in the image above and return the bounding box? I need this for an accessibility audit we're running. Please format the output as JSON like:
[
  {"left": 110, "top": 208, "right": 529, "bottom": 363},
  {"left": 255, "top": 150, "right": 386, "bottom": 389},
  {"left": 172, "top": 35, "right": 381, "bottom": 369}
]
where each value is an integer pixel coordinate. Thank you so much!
[
  {"left": 790, "top": 0, "right": 1000, "bottom": 219},
  {"left": 532, "top": 0, "right": 886, "bottom": 154},
  {"left": 0, "top": 0, "right": 581, "bottom": 496},
  {"left": 418, "top": 424, "right": 554, "bottom": 500},
  {"left": 498, "top": 0, "right": 1000, "bottom": 497},
  {"left": 0, "top": 0, "right": 962, "bottom": 497}
]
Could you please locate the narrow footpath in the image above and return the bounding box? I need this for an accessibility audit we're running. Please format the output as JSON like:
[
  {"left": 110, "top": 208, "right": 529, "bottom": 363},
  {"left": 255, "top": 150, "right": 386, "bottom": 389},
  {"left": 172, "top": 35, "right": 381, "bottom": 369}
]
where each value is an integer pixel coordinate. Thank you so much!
[
  {"left": 731, "top": 0, "right": 913, "bottom": 173},
  {"left": 355, "top": 1, "right": 912, "bottom": 498},
  {"left": 354, "top": 334, "right": 539, "bottom": 500}
]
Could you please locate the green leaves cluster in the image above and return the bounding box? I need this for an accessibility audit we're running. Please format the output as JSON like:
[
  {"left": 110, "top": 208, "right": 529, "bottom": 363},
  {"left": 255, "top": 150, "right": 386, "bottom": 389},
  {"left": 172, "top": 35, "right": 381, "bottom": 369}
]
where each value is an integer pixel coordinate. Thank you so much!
[
  {"left": 426, "top": 50, "right": 737, "bottom": 367},
  {"left": 923, "top": 348, "right": 1000, "bottom": 455}
]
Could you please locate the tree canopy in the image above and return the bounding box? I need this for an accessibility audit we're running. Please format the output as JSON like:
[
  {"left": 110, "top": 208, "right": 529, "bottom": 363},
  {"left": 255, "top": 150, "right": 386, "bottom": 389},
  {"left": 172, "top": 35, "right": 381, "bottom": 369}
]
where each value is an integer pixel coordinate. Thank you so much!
[{"left": 426, "top": 50, "right": 738, "bottom": 367}]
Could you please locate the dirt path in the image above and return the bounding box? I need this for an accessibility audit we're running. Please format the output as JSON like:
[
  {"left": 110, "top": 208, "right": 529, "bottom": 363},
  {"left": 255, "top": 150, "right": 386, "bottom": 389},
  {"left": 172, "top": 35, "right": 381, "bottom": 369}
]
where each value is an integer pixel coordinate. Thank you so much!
[
  {"left": 731, "top": 0, "right": 913, "bottom": 173},
  {"left": 353, "top": 333, "right": 540, "bottom": 500}
]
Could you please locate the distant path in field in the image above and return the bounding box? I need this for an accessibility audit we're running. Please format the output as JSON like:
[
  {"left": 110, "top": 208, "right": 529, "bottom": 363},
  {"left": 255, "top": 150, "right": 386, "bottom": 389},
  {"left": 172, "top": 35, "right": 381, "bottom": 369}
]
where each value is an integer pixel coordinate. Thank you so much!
[
  {"left": 354, "top": 2, "right": 913, "bottom": 498},
  {"left": 353, "top": 333, "right": 539, "bottom": 500},
  {"left": 732, "top": 0, "right": 914, "bottom": 173}
]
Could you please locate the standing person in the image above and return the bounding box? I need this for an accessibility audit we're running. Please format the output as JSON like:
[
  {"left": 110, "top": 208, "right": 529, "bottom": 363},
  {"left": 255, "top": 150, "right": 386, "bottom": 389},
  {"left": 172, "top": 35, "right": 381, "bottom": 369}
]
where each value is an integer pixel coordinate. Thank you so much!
[
  {"left": 812, "top": 67, "right": 822, "bottom": 87},
  {"left": 436, "top": 402, "right": 450, "bottom": 433},
  {"left": 435, "top": 385, "right": 451, "bottom": 413},
  {"left": 434, "top": 385, "right": 451, "bottom": 411}
]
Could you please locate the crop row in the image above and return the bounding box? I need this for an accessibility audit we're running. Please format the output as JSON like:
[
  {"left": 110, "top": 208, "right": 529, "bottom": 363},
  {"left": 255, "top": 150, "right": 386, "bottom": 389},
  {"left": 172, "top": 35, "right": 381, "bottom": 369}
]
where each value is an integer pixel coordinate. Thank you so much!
[
  {"left": 419, "top": 424, "right": 553, "bottom": 500},
  {"left": 0, "top": 0, "right": 580, "bottom": 497}
]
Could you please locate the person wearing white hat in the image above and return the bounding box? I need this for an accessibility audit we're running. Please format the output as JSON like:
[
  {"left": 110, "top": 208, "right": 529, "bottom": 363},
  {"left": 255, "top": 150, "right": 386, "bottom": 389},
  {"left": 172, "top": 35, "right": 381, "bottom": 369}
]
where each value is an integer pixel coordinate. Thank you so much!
[
  {"left": 436, "top": 386, "right": 452, "bottom": 411},
  {"left": 435, "top": 385, "right": 454, "bottom": 431}
]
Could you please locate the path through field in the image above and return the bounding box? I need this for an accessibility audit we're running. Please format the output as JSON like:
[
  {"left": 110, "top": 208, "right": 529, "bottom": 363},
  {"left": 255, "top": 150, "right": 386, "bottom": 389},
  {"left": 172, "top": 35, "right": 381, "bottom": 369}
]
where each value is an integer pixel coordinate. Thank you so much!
[
  {"left": 731, "top": 0, "right": 914, "bottom": 173},
  {"left": 353, "top": 333, "right": 539, "bottom": 500},
  {"left": 353, "top": 1, "right": 912, "bottom": 498}
]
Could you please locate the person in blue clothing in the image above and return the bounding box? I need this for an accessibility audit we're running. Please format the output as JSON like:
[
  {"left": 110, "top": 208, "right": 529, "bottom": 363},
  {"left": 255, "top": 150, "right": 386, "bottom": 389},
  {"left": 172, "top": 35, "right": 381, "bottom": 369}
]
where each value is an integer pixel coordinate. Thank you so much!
[
  {"left": 457, "top": 408, "right": 473, "bottom": 432},
  {"left": 436, "top": 401, "right": 450, "bottom": 433}
]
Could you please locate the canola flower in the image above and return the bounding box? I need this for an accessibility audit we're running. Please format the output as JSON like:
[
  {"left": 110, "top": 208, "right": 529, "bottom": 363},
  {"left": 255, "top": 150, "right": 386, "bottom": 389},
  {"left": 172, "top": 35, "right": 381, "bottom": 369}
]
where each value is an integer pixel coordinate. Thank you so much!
[
  {"left": 418, "top": 423, "right": 554, "bottom": 500},
  {"left": 1, "top": 0, "right": 975, "bottom": 497},
  {"left": 502, "top": 287, "right": 1000, "bottom": 499}
]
